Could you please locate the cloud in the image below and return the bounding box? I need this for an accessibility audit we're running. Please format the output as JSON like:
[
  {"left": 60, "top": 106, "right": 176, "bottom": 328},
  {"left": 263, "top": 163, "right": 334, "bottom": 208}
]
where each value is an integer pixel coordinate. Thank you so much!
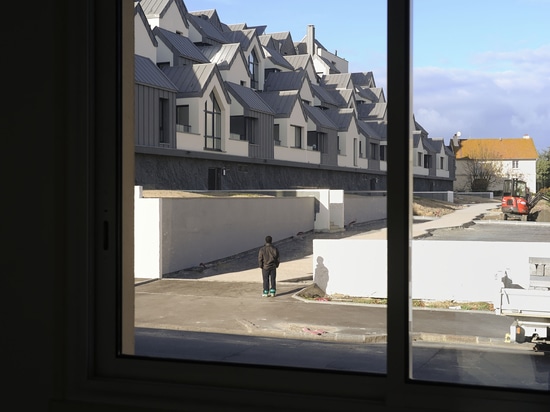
[{"left": 413, "top": 48, "right": 550, "bottom": 151}]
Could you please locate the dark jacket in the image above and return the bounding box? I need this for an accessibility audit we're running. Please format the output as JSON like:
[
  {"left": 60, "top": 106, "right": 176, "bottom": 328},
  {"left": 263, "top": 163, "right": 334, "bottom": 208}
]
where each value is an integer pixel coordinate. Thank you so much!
[{"left": 258, "top": 243, "right": 280, "bottom": 270}]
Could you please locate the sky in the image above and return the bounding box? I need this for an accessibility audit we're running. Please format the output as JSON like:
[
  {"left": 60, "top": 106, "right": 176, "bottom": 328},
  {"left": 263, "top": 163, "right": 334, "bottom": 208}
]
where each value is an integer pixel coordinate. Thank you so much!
[{"left": 183, "top": 0, "right": 550, "bottom": 152}]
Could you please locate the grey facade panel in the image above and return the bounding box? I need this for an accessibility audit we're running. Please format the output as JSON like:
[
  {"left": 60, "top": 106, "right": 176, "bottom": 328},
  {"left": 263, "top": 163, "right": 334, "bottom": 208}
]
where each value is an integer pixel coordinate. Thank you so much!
[{"left": 135, "top": 84, "right": 176, "bottom": 148}]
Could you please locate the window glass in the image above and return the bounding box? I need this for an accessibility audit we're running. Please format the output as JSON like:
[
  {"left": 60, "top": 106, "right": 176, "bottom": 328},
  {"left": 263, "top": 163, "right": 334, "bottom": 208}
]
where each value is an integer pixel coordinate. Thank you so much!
[
  {"left": 412, "top": 0, "right": 550, "bottom": 391},
  {"left": 131, "top": 0, "right": 389, "bottom": 376}
]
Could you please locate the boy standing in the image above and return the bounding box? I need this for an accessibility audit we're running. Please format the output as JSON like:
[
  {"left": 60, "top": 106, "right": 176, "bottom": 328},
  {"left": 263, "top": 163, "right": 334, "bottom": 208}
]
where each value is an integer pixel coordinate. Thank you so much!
[{"left": 258, "top": 235, "right": 280, "bottom": 297}]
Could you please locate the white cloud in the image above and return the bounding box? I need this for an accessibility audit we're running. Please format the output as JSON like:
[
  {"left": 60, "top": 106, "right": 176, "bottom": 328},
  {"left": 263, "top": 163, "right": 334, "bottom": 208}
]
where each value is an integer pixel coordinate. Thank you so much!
[{"left": 413, "top": 55, "right": 550, "bottom": 151}]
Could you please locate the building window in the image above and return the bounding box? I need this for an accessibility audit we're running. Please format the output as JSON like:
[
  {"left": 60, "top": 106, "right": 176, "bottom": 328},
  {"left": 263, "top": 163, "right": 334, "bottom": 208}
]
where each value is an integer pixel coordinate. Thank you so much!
[
  {"left": 440, "top": 156, "right": 445, "bottom": 169},
  {"left": 293, "top": 125, "right": 302, "bottom": 148},
  {"left": 380, "top": 145, "right": 386, "bottom": 161},
  {"left": 512, "top": 160, "right": 519, "bottom": 168},
  {"left": 204, "top": 92, "right": 222, "bottom": 150},
  {"left": 249, "top": 49, "right": 259, "bottom": 89},
  {"left": 159, "top": 98, "right": 169, "bottom": 144},
  {"left": 230, "top": 116, "right": 256, "bottom": 143},
  {"left": 370, "top": 142, "right": 378, "bottom": 160},
  {"left": 273, "top": 124, "right": 280, "bottom": 145},
  {"left": 417, "top": 152, "right": 422, "bottom": 166},
  {"left": 424, "top": 154, "right": 431, "bottom": 168},
  {"left": 176, "top": 105, "right": 190, "bottom": 133}
]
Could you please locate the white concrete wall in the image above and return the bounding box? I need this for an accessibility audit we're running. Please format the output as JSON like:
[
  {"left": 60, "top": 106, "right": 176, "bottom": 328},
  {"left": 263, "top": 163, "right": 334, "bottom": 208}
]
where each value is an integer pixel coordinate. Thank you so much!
[
  {"left": 312, "top": 239, "right": 550, "bottom": 306},
  {"left": 134, "top": 187, "right": 161, "bottom": 278},
  {"left": 344, "top": 193, "right": 387, "bottom": 224},
  {"left": 159, "top": 196, "right": 315, "bottom": 275}
]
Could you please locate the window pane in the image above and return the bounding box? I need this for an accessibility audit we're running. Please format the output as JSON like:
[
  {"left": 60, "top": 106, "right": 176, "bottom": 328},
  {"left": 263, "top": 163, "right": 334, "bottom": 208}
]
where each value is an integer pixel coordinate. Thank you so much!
[
  {"left": 132, "top": 0, "right": 388, "bottom": 376},
  {"left": 412, "top": 0, "right": 550, "bottom": 391}
]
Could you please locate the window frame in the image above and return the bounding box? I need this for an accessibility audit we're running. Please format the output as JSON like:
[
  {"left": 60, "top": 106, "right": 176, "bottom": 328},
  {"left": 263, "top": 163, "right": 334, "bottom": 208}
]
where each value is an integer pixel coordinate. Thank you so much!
[{"left": 64, "top": 1, "right": 549, "bottom": 410}]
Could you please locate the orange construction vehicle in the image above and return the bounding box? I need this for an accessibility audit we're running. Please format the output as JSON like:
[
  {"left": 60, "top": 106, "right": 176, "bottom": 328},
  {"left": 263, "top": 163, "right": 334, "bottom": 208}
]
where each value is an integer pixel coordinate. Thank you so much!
[{"left": 501, "top": 178, "right": 550, "bottom": 221}]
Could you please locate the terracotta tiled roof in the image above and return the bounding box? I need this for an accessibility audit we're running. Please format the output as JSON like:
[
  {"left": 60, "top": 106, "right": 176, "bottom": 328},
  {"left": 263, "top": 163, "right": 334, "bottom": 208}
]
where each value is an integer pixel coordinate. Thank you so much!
[{"left": 454, "top": 137, "right": 539, "bottom": 160}]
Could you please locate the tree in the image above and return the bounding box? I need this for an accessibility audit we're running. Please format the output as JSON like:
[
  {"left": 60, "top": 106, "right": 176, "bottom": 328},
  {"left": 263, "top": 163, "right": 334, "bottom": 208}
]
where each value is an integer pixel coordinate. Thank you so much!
[
  {"left": 462, "top": 147, "right": 503, "bottom": 192},
  {"left": 536, "top": 147, "right": 550, "bottom": 191}
]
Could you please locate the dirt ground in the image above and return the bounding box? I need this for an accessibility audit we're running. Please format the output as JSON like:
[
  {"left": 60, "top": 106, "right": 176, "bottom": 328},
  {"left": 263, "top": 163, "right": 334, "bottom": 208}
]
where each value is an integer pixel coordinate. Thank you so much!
[{"left": 142, "top": 190, "right": 550, "bottom": 222}]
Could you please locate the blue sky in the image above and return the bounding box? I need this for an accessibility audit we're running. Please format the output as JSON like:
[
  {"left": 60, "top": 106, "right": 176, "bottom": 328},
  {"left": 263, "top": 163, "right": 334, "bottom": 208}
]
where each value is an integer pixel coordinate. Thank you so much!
[{"left": 184, "top": 0, "right": 550, "bottom": 152}]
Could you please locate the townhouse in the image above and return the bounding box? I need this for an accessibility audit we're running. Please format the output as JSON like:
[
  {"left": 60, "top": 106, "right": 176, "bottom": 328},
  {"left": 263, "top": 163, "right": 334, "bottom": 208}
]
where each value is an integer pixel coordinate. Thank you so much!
[
  {"left": 452, "top": 135, "right": 539, "bottom": 193},
  {"left": 134, "top": 0, "right": 455, "bottom": 191}
]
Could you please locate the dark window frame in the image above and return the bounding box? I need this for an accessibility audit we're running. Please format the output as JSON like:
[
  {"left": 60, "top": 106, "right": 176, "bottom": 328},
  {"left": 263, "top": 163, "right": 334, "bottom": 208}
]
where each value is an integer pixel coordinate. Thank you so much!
[{"left": 69, "top": 1, "right": 549, "bottom": 410}]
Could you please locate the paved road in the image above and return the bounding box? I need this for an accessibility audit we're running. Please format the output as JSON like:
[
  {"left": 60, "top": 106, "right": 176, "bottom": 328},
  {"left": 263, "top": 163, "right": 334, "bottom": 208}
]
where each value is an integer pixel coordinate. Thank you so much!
[{"left": 134, "top": 203, "right": 550, "bottom": 390}]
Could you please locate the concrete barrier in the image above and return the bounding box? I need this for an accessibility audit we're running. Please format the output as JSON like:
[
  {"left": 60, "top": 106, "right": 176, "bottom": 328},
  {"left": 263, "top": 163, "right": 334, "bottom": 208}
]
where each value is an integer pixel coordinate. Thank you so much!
[{"left": 312, "top": 239, "right": 550, "bottom": 305}]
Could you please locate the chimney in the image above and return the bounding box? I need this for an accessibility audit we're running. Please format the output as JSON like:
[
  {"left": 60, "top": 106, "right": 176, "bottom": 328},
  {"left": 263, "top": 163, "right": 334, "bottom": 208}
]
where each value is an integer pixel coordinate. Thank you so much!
[
  {"left": 307, "top": 25, "right": 315, "bottom": 56},
  {"left": 523, "top": 134, "right": 530, "bottom": 139}
]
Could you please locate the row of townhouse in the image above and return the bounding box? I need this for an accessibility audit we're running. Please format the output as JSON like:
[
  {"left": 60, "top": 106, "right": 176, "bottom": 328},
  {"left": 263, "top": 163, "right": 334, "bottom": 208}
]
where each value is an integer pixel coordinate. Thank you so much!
[{"left": 134, "top": 0, "right": 455, "bottom": 191}]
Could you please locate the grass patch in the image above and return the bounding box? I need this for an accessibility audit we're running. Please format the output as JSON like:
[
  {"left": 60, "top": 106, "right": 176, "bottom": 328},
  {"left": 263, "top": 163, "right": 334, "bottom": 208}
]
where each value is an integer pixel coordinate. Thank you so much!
[{"left": 305, "top": 293, "right": 494, "bottom": 311}]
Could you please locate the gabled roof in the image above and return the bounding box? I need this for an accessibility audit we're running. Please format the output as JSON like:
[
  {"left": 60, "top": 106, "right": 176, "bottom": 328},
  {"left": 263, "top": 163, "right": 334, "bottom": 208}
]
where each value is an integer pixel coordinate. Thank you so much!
[
  {"left": 258, "top": 90, "right": 306, "bottom": 119},
  {"left": 225, "top": 82, "right": 274, "bottom": 115},
  {"left": 134, "top": 55, "right": 178, "bottom": 91},
  {"left": 223, "top": 28, "right": 255, "bottom": 50},
  {"left": 350, "top": 72, "right": 375, "bottom": 87},
  {"left": 303, "top": 105, "right": 338, "bottom": 130},
  {"left": 262, "top": 47, "right": 295, "bottom": 71},
  {"left": 153, "top": 27, "right": 210, "bottom": 63},
  {"left": 161, "top": 63, "right": 231, "bottom": 103},
  {"left": 187, "top": 13, "right": 228, "bottom": 45},
  {"left": 264, "top": 31, "right": 296, "bottom": 55},
  {"left": 356, "top": 103, "right": 387, "bottom": 121},
  {"left": 364, "top": 122, "right": 387, "bottom": 140},
  {"left": 356, "top": 86, "right": 384, "bottom": 103},
  {"left": 454, "top": 138, "right": 539, "bottom": 160},
  {"left": 323, "top": 108, "right": 355, "bottom": 131},
  {"left": 139, "top": 0, "right": 189, "bottom": 28},
  {"left": 198, "top": 43, "right": 245, "bottom": 71},
  {"left": 314, "top": 54, "right": 341, "bottom": 74},
  {"left": 225, "top": 23, "right": 248, "bottom": 32},
  {"left": 284, "top": 54, "right": 312, "bottom": 71},
  {"left": 310, "top": 84, "right": 340, "bottom": 108},
  {"left": 320, "top": 73, "right": 353, "bottom": 89},
  {"left": 188, "top": 9, "right": 224, "bottom": 32},
  {"left": 325, "top": 88, "right": 353, "bottom": 107},
  {"left": 264, "top": 70, "right": 309, "bottom": 92},
  {"left": 357, "top": 120, "right": 382, "bottom": 140}
]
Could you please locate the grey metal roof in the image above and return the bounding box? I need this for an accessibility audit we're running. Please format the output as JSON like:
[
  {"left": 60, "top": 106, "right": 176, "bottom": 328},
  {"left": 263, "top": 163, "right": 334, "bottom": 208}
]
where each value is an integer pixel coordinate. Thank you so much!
[
  {"left": 187, "top": 13, "right": 228, "bottom": 45},
  {"left": 161, "top": 63, "right": 230, "bottom": 103},
  {"left": 264, "top": 32, "right": 296, "bottom": 56},
  {"left": 284, "top": 54, "right": 311, "bottom": 71},
  {"left": 262, "top": 47, "right": 295, "bottom": 70},
  {"left": 356, "top": 120, "right": 382, "bottom": 140},
  {"left": 264, "top": 70, "right": 308, "bottom": 92},
  {"left": 365, "top": 122, "right": 387, "bottom": 140},
  {"left": 303, "top": 105, "right": 338, "bottom": 130},
  {"left": 321, "top": 73, "right": 353, "bottom": 89},
  {"left": 350, "top": 72, "right": 375, "bottom": 87},
  {"left": 198, "top": 43, "right": 243, "bottom": 70},
  {"left": 134, "top": 54, "right": 178, "bottom": 91},
  {"left": 225, "top": 82, "right": 275, "bottom": 115},
  {"left": 138, "top": 0, "right": 188, "bottom": 27},
  {"left": 188, "top": 9, "right": 224, "bottom": 32},
  {"left": 356, "top": 103, "right": 387, "bottom": 121},
  {"left": 310, "top": 84, "right": 340, "bottom": 108},
  {"left": 258, "top": 90, "right": 303, "bottom": 118},
  {"left": 315, "top": 54, "right": 341, "bottom": 74},
  {"left": 153, "top": 27, "right": 210, "bottom": 63},
  {"left": 258, "top": 34, "right": 276, "bottom": 48},
  {"left": 223, "top": 28, "right": 254, "bottom": 50},
  {"left": 326, "top": 89, "right": 353, "bottom": 107},
  {"left": 225, "top": 23, "right": 248, "bottom": 31},
  {"left": 323, "top": 108, "right": 355, "bottom": 131}
]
